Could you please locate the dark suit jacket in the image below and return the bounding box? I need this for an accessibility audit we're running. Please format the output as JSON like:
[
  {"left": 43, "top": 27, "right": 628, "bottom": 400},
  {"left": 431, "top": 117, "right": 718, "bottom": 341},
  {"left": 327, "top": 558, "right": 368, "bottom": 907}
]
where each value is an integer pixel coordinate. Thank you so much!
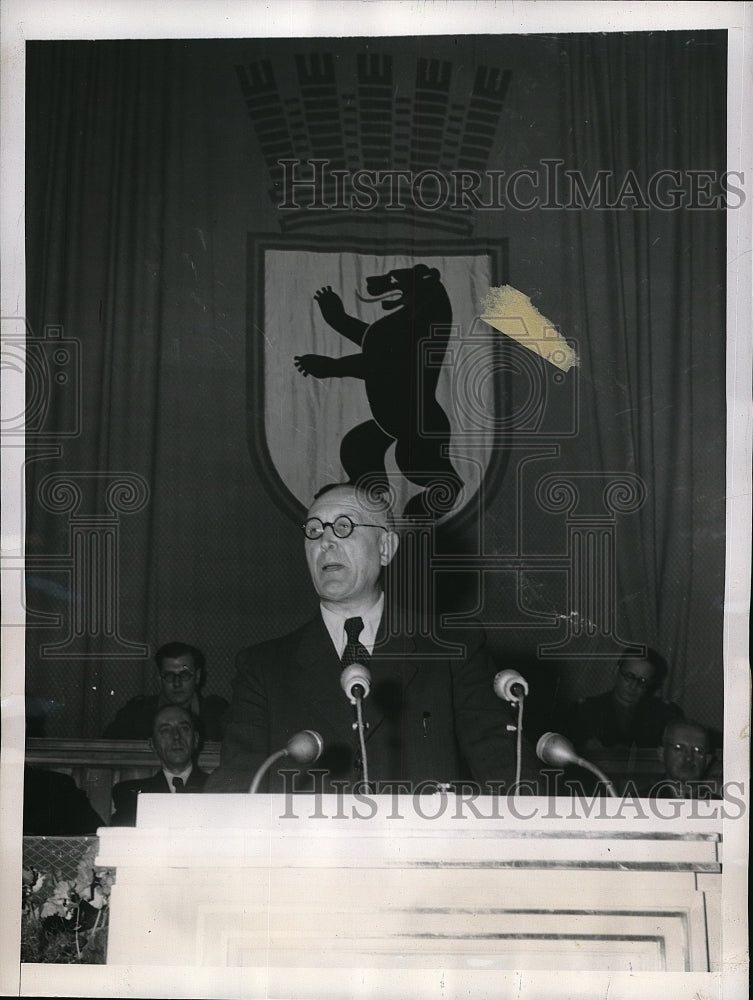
[
  {"left": 110, "top": 766, "right": 208, "bottom": 826},
  {"left": 205, "top": 613, "right": 540, "bottom": 794},
  {"left": 23, "top": 766, "right": 105, "bottom": 835},
  {"left": 558, "top": 690, "right": 683, "bottom": 751}
]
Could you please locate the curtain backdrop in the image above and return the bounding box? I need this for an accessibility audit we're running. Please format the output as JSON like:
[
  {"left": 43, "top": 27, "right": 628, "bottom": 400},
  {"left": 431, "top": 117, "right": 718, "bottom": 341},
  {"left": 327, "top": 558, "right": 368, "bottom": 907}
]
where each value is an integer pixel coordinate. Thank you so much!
[
  {"left": 24, "top": 33, "right": 727, "bottom": 738},
  {"left": 555, "top": 33, "right": 727, "bottom": 721}
]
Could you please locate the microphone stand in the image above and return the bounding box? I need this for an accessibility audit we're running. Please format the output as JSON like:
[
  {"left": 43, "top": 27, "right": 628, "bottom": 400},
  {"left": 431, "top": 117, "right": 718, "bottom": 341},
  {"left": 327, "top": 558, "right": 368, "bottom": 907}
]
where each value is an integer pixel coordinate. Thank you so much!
[
  {"left": 353, "top": 694, "right": 370, "bottom": 789},
  {"left": 249, "top": 750, "right": 287, "bottom": 794},
  {"left": 572, "top": 756, "right": 619, "bottom": 799},
  {"left": 513, "top": 698, "right": 524, "bottom": 787},
  {"left": 248, "top": 730, "right": 324, "bottom": 794},
  {"left": 493, "top": 670, "right": 530, "bottom": 787},
  {"left": 341, "top": 664, "right": 371, "bottom": 791}
]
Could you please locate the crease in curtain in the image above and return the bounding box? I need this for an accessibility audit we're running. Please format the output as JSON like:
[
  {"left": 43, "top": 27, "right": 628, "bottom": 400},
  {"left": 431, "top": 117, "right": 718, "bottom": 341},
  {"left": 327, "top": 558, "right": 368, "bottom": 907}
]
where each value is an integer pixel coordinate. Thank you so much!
[{"left": 560, "top": 33, "right": 726, "bottom": 719}]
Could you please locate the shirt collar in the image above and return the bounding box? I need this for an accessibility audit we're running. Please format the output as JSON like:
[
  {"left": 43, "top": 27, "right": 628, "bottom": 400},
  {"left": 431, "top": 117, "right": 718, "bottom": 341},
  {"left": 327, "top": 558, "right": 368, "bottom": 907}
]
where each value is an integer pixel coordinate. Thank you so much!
[
  {"left": 162, "top": 765, "right": 194, "bottom": 790},
  {"left": 320, "top": 593, "right": 384, "bottom": 657}
]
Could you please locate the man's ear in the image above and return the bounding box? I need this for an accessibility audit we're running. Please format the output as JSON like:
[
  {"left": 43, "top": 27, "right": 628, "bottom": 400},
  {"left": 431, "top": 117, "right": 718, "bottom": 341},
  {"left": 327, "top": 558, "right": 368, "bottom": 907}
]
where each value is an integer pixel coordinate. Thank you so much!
[
  {"left": 658, "top": 745, "right": 666, "bottom": 769},
  {"left": 379, "top": 530, "right": 399, "bottom": 567},
  {"left": 191, "top": 729, "right": 200, "bottom": 753}
]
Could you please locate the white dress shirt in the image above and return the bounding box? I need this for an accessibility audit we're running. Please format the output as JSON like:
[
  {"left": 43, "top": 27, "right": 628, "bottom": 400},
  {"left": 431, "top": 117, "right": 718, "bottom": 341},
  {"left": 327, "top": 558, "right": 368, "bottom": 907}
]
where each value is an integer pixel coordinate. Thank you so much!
[
  {"left": 162, "top": 765, "right": 194, "bottom": 791},
  {"left": 320, "top": 593, "right": 384, "bottom": 658}
]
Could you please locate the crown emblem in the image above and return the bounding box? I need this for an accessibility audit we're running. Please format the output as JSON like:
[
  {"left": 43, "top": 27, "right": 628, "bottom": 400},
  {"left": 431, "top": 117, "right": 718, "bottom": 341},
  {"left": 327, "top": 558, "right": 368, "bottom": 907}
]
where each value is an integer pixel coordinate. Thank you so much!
[{"left": 235, "top": 52, "right": 512, "bottom": 235}]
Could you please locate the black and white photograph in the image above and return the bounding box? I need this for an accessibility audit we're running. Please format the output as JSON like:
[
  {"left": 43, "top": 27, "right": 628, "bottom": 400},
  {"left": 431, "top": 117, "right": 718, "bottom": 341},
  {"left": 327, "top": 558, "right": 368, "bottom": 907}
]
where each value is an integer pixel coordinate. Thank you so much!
[{"left": 1, "top": 2, "right": 750, "bottom": 998}]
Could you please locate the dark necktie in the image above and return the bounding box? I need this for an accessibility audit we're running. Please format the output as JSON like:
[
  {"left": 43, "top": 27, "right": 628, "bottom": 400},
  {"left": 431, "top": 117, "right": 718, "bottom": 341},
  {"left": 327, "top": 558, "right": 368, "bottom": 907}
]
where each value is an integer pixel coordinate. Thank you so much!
[
  {"left": 172, "top": 776, "right": 186, "bottom": 793},
  {"left": 341, "top": 616, "right": 371, "bottom": 667}
]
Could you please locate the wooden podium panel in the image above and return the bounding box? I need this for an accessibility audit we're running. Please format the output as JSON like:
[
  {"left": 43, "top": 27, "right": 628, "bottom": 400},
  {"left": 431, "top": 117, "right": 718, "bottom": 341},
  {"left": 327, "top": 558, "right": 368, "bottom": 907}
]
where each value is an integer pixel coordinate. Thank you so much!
[{"left": 95, "top": 793, "right": 722, "bottom": 975}]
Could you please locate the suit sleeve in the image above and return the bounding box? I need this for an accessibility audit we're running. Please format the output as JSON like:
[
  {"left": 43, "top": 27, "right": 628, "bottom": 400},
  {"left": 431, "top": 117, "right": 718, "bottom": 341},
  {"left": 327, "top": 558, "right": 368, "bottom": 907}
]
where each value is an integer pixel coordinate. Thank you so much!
[
  {"left": 23, "top": 767, "right": 105, "bottom": 836},
  {"left": 110, "top": 781, "right": 139, "bottom": 827},
  {"left": 200, "top": 695, "right": 230, "bottom": 741},
  {"left": 204, "top": 647, "right": 271, "bottom": 792},
  {"left": 450, "top": 626, "right": 541, "bottom": 791},
  {"left": 102, "top": 697, "right": 154, "bottom": 739},
  {"left": 102, "top": 702, "right": 136, "bottom": 739}
]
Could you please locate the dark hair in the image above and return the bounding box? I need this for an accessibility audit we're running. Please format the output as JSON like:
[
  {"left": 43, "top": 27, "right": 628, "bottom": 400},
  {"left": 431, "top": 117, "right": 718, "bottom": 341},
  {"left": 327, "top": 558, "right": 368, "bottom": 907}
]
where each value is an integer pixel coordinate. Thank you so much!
[
  {"left": 312, "top": 481, "right": 349, "bottom": 500},
  {"left": 618, "top": 646, "right": 669, "bottom": 688},
  {"left": 154, "top": 641, "right": 206, "bottom": 672}
]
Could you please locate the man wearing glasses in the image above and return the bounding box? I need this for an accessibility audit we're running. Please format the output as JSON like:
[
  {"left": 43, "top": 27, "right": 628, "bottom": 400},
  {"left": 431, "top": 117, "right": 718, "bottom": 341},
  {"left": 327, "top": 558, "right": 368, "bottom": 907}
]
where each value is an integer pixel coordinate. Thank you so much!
[
  {"left": 103, "top": 641, "right": 229, "bottom": 742},
  {"left": 559, "top": 648, "right": 683, "bottom": 753},
  {"left": 207, "top": 483, "right": 538, "bottom": 793},
  {"left": 650, "top": 719, "right": 720, "bottom": 799}
]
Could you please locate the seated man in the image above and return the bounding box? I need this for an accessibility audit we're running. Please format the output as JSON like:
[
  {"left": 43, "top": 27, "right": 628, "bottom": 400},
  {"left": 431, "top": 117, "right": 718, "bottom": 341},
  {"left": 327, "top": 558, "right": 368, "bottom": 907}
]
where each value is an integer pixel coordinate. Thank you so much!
[
  {"left": 648, "top": 719, "right": 721, "bottom": 799},
  {"left": 558, "top": 647, "right": 682, "bottom": 752},
  {"left": 206, "top": 483, "right": 540, "bottom": 794},
  {"left": 110, "top": 706, "right": 208, "bottom": 826},
  {"left": 103, "top": 641, "right": 228, "bottom": 742},
  {"left": 23, "top": 766, "right": 105, "bottom": 836}
]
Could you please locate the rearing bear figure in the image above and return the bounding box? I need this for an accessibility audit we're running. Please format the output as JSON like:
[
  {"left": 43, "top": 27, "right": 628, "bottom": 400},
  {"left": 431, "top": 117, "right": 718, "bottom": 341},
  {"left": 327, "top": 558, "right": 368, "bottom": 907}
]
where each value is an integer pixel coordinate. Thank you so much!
[{"left": 294, "top": 263, "right": 462, "bottom": 517}]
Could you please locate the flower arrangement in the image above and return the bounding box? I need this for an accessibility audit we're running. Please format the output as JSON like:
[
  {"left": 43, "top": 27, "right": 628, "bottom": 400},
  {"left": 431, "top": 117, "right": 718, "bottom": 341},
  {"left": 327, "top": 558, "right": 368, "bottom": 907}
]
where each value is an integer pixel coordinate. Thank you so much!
[{"left": 21, "top": 841, "right": 114, "bottom": 964}]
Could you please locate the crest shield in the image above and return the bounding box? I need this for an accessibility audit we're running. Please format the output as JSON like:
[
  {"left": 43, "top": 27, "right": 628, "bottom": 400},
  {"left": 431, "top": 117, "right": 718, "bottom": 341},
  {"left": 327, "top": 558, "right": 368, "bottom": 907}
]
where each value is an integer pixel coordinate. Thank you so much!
[{"left": 247, "top": 235, "right": 508, "bottom": 521}]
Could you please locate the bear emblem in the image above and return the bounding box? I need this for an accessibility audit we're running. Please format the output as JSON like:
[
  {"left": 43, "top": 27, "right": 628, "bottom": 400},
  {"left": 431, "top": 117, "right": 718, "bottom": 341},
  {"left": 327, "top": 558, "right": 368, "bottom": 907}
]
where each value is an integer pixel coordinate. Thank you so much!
[{"left": 294, "top": 263, "right": 462, "bottom": 517}]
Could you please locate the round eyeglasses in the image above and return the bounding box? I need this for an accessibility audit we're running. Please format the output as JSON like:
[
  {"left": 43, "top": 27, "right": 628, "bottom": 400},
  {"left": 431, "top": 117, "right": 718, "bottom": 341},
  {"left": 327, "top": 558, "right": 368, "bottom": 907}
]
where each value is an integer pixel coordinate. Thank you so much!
[
  {"left": 663, "top": 742, "right": 708, "bottom": 757},
  {"left": 301, "top": 515, "right": 387, "bottom": 540},
  {"left": 160, "top": 669, "right": 197, "bottom": 686},
  {"left": 618, "top": 669, "right": 651, "bottom": 688}
]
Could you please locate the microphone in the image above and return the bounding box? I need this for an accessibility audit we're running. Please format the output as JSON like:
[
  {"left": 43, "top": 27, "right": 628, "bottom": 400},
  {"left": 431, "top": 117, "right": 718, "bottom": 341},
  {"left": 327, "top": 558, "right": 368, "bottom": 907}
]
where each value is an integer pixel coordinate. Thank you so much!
[
  {"left": 248, "top": 729, "right": 324, "bottom": 793},
  {"left": 536, "top": 732, "right": 579, "bottom": 768},
  {"left": 341, "top": 663, "right": 371, "bottom": 704},
  {"left": 536, "top": 732, "right": 618, "bottom": 798},
  {"left": 493, "top": 669, "right": 529, "bottom": 704},
  {"left": 285, "top": 729, "right": 324, "bottom": 765},
  {"left": 340, "top": 663, "right": 371, "bottom": 787}
]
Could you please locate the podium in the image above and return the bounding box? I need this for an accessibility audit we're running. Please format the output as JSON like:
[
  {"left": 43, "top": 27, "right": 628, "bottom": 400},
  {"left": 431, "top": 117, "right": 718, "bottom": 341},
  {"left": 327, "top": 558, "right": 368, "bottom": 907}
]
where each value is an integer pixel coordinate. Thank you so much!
[{"left": 96, "top": 792, "right": 721, "bottom": 977}]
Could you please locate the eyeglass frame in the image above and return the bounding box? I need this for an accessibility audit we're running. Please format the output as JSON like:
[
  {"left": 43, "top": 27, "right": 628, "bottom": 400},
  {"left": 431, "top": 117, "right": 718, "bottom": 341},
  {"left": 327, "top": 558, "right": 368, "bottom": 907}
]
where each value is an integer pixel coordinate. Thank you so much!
[
  {"left": 301, "top": 515, "right": 388, "bottom": 540},
  {"left": 618, "top": 668, "right": 653, "bottom": 688},
  {"left": 662, "top": 741, "right": 709, "bottom": 757},
  {"left": 159, "top": 668, "right": 198, "bottom": 685}
]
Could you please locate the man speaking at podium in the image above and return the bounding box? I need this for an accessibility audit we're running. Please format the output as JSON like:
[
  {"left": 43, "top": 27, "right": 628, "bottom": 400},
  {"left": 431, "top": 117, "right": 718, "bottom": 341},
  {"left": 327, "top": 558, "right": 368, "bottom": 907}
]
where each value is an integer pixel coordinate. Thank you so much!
[{"left": 206, "top": 484, "right": 538, "bottom": 794}]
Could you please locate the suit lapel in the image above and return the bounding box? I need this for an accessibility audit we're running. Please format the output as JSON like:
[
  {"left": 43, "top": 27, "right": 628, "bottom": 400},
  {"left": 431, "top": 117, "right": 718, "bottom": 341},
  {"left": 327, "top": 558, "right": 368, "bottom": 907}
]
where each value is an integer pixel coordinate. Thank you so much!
[
  {"left": 293, "top": 616, "right": 355, "bottom": 736},
  {"left": 186, "top": 767, "right": 207, "bottom": 791},
  {"left": 365, "top": 625, "right": 417, "bottom": 742},
  {"left": 293, "top": 613, "right": 419, "bottom": 744},
  {"left": 147, "top": 770, "right": 171, "bottom": 793},
  {"left": 292, "top": 610, "right": 425, "bottom": 761}
]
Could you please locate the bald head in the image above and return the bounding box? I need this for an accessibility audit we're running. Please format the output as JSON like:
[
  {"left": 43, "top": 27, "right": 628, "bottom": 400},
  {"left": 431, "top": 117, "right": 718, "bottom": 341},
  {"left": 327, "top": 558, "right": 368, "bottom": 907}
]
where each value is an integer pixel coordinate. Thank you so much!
[{"left": 303, "top": 484, "right": 399, "bottom": 615}]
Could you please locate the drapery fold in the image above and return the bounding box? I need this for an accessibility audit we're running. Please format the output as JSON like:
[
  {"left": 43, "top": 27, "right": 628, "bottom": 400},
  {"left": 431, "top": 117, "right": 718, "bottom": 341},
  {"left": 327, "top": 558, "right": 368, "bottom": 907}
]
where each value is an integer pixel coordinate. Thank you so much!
[{"left": 556, "top": 33, "right": 726, "bottom": 718}]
